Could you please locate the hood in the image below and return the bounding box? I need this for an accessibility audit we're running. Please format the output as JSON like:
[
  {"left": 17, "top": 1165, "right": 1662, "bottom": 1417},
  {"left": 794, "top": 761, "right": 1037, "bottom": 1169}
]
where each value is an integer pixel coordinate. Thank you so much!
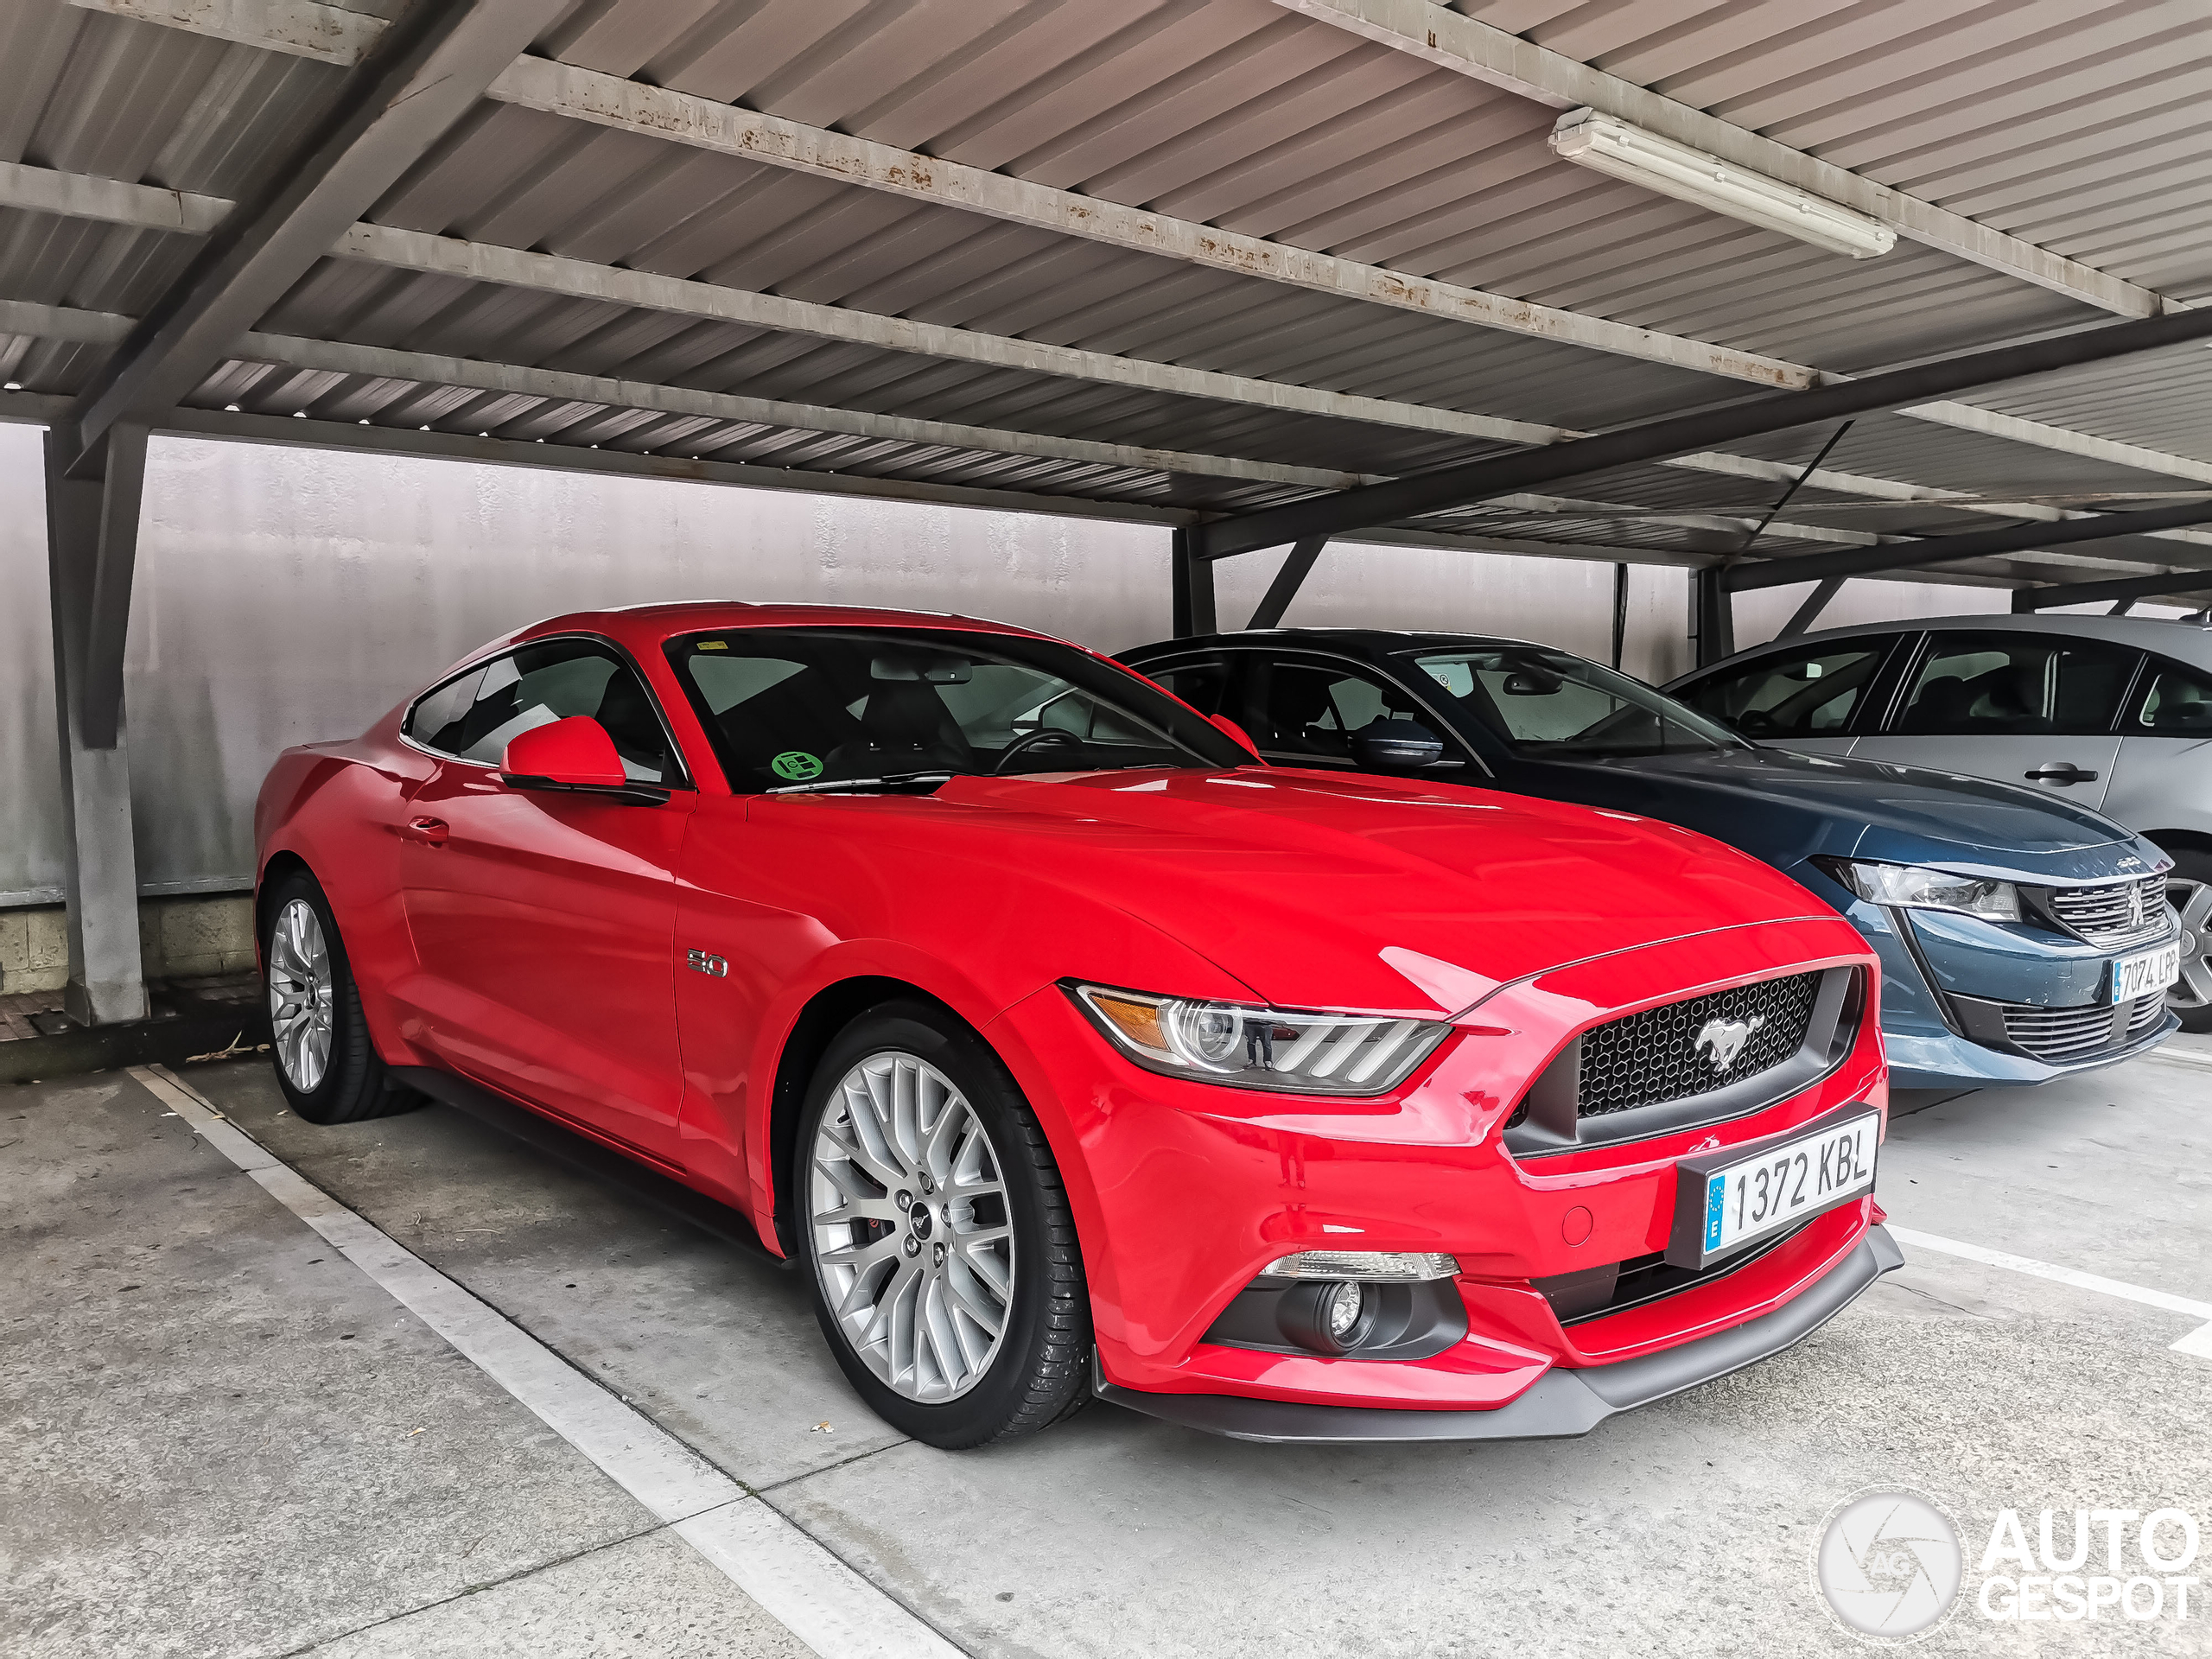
[
  {"left": 1518, "top": 747, "right": 2148, "bottom": 880},
  {"left": 770, "top": 767, "right": 1840, "bottom": 1015}
]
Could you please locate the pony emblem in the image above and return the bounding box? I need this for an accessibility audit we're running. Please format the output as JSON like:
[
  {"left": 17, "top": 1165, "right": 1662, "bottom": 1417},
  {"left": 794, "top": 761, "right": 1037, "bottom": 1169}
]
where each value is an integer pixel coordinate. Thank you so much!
[{"left": 1694, "top": 1014, "right": 1767, "bottom": 1074}]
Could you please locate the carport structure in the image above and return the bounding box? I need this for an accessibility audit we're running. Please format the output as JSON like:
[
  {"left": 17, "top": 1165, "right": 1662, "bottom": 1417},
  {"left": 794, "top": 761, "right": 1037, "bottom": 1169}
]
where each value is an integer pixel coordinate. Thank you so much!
[{"left": 9, "top": 0, "right": 2212, "bottom": 1027}]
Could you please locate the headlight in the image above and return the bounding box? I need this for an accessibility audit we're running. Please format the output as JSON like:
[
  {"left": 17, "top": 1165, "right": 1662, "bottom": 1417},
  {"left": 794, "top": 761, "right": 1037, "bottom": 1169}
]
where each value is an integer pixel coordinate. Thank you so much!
[
  {"left": 1067, "top": 982, "right": 1450, "bottom": 1096},
  {"left": 1814, "top": 857, "right": 2021, "bottom": 922}
]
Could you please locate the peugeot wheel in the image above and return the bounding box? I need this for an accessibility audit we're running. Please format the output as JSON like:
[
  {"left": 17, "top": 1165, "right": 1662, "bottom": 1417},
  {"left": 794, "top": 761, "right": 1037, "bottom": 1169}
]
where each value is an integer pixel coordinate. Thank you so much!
[
  {"left": 797, "top": 1001, "right": 1090, "bottom": 1446},
  {"left": 2166, "top": 852, "right": 2212, "bottom": 1033},
  {"left": 260, "top": 868, "right": 422, "bottom": 1125}
]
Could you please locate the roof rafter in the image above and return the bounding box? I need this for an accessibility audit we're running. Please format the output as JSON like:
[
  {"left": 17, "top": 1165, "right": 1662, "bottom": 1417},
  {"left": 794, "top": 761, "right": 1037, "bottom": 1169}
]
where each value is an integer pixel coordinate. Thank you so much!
[
  {"left": 1274, "top": 0, "right": 2177, "bottom": 320},
  {"left": 54, "top": 0, "right": 2212, "bottom": 509}
]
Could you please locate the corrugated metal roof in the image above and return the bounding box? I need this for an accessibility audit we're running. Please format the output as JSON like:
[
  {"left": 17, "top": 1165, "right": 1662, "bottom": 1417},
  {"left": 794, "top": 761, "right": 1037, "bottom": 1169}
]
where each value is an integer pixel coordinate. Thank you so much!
[{"left": 3, "top": 0, "right": 2209, "bottom": 588}]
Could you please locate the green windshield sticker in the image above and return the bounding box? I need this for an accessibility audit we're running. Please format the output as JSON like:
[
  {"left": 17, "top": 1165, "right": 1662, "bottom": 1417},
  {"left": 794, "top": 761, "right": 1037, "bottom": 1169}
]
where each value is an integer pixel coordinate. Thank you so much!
[{"left": 771, "top": 751, "right": 823, "bottom": 781}]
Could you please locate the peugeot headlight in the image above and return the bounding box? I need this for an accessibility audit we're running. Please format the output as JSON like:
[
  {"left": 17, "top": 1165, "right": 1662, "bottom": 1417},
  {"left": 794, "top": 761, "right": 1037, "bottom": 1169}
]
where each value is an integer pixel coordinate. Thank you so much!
[
  {"left": 1815, "top": 857, "right": 2021, "bottom": 922},
  {"left": 1067, "top": 983, "right": 1449, "bottom": 1096}
]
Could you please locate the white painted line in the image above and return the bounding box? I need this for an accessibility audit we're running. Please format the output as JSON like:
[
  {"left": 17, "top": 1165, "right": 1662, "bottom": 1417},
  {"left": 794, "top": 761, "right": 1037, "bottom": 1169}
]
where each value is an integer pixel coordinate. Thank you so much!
[
  {"left": 1889, "top": 1224, "right": 2212, "bottom": 1357},
  {"left": 132, "top": 1065, "right": 963, "bottom": 1659}
]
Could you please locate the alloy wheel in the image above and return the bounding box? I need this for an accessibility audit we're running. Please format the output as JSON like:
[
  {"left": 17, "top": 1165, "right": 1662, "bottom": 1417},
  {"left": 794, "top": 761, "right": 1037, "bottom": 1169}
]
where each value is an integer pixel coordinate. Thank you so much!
[
  {"left": 807, "top": 1051, "right": 1015, "bottom": 1402},
  {"left": 2170, "top": 877, "right": 2212, "bottom": 1014},
  {"left": 267, "top": 897, "right": 336, "bottom": 1092}
]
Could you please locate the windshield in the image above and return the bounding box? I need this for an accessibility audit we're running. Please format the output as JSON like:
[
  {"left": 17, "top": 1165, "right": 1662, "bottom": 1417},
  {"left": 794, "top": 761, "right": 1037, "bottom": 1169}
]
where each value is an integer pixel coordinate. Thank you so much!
[
  {"left": 1410, "top": 647, "right": 1746, "bottom": 759},
  {"left": 666, "top": 626, "right": 1251, "bottom": 792}
]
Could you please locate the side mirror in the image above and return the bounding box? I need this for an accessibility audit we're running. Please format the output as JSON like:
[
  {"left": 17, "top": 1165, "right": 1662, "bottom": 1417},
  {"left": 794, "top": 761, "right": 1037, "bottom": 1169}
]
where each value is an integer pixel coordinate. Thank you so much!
[
  {"left": 1352, "top": 719, "right": 1446, "bottom": 769},
  {"left": 501, "top": 717, "right": 665, "bottom": 803},
  {"left": 1210, "top": 713, "right": 1262, "bottom": 760}
]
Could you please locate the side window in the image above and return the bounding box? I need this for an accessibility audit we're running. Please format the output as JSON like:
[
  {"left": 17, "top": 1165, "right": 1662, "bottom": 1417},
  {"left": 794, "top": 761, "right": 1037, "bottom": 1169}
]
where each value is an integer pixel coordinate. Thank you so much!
[
  {"left": 410, "top": 639, "right": 678, "bottom": 784},
  {"left": 2131, "top": 658, "right": 2212, "bottom": 733},
  {"left": 1676, "top": 643, "right": 1888, "bottom": 739},
  {"left": 1895, "top": 633, "right": 2140, "bottom": 737},
  {"left": 1141, "top": 658, "right": 1231, "bottom": 718},
  {"left": 405, "top": 665, "right": 486, "bottom": 755},
  {"left": 1238, "top": 658, "right": 1444, "bottom": 764}
]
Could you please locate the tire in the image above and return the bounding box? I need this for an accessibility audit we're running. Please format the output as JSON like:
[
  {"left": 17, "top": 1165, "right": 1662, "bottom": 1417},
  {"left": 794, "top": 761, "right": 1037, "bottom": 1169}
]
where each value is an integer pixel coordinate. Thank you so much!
[
  {"left": 260, "top": 868, "right": 423, "bottom": 1125},
  {"left": 795, "top": 1001, "right": 1091, "bottom": 1447},
  {"left": 2165, "top": 850, "right": 2212, "bottom": 1033}
]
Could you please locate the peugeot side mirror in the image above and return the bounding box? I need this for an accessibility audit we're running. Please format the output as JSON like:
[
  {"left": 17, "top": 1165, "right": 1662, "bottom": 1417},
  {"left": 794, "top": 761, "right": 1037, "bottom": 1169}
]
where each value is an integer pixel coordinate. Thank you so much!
[
  {"left": 501, "top": 717, "right": 668, "bottom": 804},
  {"left": 1352, "top": 719, "right": 1446, "bottom": 769}
]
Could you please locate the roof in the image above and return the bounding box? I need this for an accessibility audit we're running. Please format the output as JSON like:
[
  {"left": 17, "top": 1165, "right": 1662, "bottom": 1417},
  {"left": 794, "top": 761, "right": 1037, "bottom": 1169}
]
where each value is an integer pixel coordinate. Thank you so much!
[
  {"left": 1728, "top": 609, "right": 2212, "bottom": 668},
  {"left": 6, "top": 0, "right": 2212, "bottom": 601}
]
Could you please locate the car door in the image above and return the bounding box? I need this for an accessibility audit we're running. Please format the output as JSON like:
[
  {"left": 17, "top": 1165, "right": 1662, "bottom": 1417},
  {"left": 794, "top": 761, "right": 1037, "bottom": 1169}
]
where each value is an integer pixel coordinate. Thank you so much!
[
  {"left": 1669, "top": 637, "right": 1899, "bottom": 758},
  {"left": 394, "top": 637, "right": 694, "bottom": 1163},
  {"left": 2103, "top": 652, "right": 2212, "bottom": 836},
  {"left": 1848, "top": 630, "right": 2139, "bottom": 809}
]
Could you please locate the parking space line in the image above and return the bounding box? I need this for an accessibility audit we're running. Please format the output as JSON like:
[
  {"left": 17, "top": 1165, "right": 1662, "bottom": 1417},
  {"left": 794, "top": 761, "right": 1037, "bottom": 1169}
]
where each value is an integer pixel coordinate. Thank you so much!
[
  {"left": 130, "top": 1065, "right": 964, "bottom": 1659},
  {"left": 1889, "top": 1224, "right": 2212, "bottom": 1357}
]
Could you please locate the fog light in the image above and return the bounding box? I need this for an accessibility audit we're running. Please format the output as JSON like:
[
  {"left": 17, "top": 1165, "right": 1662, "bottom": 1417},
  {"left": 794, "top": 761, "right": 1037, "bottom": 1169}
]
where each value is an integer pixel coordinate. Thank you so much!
[
  {"left": 1277, "top": 1278, "right": 1379, "bottom": 1353},
  {"left": 1263, "top": 1250, "right": 1459, "bottom": 1281},
  {"left": 1325, "top": 1281, "right": 1364, "bottom": 1341}
]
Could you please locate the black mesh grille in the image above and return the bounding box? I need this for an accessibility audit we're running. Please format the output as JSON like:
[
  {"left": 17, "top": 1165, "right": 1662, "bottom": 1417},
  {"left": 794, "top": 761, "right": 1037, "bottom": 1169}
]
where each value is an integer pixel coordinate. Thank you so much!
[
  {"left": 1578, "top": 972, "right": 1823, "bottom": 1118},
  {"left": 2001, "top": 992, "right": 2163, "bottom": 1063}
]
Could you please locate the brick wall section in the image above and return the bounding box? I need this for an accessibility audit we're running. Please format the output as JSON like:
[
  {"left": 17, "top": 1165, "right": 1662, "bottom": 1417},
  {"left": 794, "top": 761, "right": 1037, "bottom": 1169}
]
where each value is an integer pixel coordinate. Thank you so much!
[{"left": 0, "top": 894, "right": 256, "bottom": 993}]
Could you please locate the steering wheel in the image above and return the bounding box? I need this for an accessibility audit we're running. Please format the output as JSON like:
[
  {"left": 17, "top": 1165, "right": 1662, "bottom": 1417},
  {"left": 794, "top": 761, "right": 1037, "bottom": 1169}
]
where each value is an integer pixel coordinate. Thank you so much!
[{"left": 993, "top": 728, "right": 1084, "bottom": 774}]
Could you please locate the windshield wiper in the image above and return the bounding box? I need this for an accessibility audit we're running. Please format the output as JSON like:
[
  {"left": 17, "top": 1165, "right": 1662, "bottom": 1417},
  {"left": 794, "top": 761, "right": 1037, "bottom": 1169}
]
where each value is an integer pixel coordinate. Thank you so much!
[{"left": 766, "top": 770, "right": 955, "bottom": 796}]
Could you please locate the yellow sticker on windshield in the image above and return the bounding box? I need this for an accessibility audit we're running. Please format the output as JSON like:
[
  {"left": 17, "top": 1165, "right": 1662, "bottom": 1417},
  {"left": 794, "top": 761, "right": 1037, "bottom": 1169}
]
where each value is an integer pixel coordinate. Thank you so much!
[{"left": 696, "top": 639, "right": 728, "bottom": 651}]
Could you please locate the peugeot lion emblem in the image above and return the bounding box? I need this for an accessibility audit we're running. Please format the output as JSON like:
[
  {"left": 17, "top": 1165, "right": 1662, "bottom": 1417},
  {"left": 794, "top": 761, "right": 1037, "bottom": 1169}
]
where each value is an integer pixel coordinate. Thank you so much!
[
  {"left": 2129, "top": 885, "right": 2145, "bottom": 930},
  {"left": 1694, "top": 1014, "right": 1766, "bottom": 1074}
]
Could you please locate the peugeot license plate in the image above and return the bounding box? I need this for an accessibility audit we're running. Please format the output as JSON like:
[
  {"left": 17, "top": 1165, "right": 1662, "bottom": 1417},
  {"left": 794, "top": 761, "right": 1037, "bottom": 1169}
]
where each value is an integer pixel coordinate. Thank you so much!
[
  {"left": 1666, "top": 1107, "right": 1878, "bottom": 1270},
  {"left": 2111, "top": 943, "right": 2181, "bottom": 1002}
]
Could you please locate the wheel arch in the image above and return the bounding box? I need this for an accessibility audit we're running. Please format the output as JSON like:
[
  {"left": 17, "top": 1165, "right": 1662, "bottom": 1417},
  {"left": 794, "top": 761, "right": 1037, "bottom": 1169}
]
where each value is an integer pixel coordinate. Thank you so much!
[
  {"left": 765, "top": 975, "right": 975, "bottom": 1255},
  {"left": 2143, "top": 829, "right": 2212, "bottom": 864},
  {"left": 253, "top": 849, "right": 315, "bottom": 964}
]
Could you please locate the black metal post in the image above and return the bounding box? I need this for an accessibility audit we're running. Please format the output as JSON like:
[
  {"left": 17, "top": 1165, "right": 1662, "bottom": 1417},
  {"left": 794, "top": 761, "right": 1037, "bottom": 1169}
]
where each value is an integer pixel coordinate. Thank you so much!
[{"left": 1694, "top": 567, "right": 1735, "bottom": 667}]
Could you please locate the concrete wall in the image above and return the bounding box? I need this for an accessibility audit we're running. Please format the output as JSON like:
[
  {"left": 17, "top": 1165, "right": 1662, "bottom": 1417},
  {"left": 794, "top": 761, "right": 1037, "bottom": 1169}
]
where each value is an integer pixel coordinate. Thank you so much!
[
  {"left": 0, "top": 893, "right": 254, "bottom": 994},
  {"left": 0, "top": 421, "right": 2114, "bottom": 907}
]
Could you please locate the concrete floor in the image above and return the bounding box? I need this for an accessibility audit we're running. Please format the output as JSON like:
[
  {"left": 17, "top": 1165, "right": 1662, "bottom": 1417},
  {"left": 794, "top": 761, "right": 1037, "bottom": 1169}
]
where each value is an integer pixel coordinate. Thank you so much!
[{"left": 4, "top": 1039, "right": 2208, "bottom": 1657}]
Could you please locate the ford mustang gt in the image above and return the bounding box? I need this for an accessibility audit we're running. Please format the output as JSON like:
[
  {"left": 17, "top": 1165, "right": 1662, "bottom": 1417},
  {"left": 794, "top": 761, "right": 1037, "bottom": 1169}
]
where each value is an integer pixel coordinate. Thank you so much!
[{"left": 255, "top": 603, "right": 1898, "bottom": 1447}]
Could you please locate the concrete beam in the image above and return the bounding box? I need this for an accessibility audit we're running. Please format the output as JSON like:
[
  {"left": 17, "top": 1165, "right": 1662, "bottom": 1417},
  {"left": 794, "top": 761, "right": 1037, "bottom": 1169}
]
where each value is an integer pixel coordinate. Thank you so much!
[{"left": 1275, "top": 0, "right": 2177, "bottom": 320}]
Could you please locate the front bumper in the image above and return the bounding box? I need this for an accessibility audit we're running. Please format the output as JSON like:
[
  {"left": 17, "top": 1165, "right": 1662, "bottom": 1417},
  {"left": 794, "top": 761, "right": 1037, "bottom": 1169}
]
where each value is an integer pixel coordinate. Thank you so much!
[
  {"left": 1847, "top": 899, "right": 2180, "bottom": 1087},
  {"left": 983, "top": 918, "right": 1887, "bottom": 1414},
  {"left": 1096, "top": 1224, "right": 1903, "bottom": 1443}
]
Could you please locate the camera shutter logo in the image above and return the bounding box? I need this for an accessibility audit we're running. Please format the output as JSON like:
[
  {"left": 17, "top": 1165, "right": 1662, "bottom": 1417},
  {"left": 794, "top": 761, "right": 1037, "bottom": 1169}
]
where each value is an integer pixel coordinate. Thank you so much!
[{"left": 1816, "top": 1491, "right": 1963, "bottom": 1639}]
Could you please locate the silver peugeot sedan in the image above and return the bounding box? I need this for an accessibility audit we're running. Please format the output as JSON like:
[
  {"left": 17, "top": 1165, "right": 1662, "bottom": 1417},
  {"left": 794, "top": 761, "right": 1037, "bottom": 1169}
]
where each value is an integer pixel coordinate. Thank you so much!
[{"left": 1669, "top": 613, "right": 2211, "bottom": 1030}]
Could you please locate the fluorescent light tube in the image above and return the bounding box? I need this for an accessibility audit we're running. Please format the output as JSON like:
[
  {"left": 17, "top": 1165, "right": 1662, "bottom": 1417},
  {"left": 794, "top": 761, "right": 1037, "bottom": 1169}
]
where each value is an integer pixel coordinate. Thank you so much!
[{"left": 1549, "top": 109, "right": 1896, "bottom": 259}]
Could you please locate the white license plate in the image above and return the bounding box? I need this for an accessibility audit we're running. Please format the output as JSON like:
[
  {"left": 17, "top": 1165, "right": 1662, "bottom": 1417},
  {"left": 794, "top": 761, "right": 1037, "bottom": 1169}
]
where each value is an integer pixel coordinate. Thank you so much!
[
  {"left": 2111, "top": 943, "right": 2181, "bottom": 1002},
  {"left": 1694, "top": 1112, "right": 1878, "bottom": 1262}
]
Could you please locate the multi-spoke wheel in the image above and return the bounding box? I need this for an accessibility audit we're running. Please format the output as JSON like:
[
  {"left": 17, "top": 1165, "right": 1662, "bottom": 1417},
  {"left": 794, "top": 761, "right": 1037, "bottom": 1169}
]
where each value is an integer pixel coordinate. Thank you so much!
[
  {"left": 258, "top": 868, "right": 422, "bottom": 1124},
  {"left": 797, "top": 1002, "right": 1090, "bottom": 1446},
  {"left": 2166, "top": 854, "right": 2212, "bottom": 1033},
  {"left": 268, "top": 898, "right": 335, "bottom": 1092},
  {"left": 809, "top": 1052, "right": 1015, "bottom": 1402}
]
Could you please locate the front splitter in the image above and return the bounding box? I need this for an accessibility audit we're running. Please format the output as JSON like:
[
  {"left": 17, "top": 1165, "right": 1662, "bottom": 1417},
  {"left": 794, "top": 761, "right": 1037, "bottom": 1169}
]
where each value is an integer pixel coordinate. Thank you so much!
[{"left": 1095, "top": 1224, "right": 1904, "bottom": 1444}]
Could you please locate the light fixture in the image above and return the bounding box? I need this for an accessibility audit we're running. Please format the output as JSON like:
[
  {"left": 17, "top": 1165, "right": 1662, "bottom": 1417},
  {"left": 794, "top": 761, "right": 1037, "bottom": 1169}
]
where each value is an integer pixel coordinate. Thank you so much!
[{"left": 1549, "top": 109, "right": 1895, "bottom": 259}]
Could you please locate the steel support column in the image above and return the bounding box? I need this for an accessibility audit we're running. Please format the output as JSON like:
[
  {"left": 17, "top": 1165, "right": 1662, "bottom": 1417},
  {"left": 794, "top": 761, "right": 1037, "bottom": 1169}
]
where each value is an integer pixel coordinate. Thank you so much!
[
  {"left": 43, "top": 423, "right": 148, "bottom": 1026},
  {"left": 1693, "top": 567, "right": 1735, "bottom": 667},
  {"left": 1778, "top": 576, "right": 1848, "bottom": 639},
  {"left": 1171, "top": 528, "right": 1217, "bottom": 637},
  {"left": 1246, "top": 538, "right": 1327, "bottom": 630}
]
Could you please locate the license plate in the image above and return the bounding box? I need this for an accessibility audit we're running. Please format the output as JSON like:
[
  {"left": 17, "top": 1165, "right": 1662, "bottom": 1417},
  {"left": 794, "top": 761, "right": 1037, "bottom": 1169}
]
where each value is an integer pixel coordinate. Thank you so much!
[
  {"left": 2111, "top": 943, "right": 2181, "bottom": 1002},
  {"left": 1666, "top": 1108, "right": 1878, "bottom": 1270}
]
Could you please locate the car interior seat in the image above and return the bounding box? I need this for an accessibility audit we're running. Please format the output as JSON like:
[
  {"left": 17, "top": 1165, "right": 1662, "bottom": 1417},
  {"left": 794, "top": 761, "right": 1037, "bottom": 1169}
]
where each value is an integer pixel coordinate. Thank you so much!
[{"left": 825, "top": 653, "right": 976, "bottom": 775}]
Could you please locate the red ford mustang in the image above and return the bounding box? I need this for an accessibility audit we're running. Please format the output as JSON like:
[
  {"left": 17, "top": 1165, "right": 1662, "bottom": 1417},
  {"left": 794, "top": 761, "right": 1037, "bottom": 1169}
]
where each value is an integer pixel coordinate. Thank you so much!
[{"left": 255, "top": 602, "right": 1898, "bottom": 1446}]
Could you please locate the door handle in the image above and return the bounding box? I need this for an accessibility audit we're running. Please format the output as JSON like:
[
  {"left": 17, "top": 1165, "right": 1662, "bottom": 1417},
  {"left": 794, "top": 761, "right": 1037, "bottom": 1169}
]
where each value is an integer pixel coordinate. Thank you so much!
[
  {"left": 399, "top": 816, "right": 450, "bottom": 844},
  {"left": 2023, "top": 763, "right": 2099, "bottom": 785}
]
